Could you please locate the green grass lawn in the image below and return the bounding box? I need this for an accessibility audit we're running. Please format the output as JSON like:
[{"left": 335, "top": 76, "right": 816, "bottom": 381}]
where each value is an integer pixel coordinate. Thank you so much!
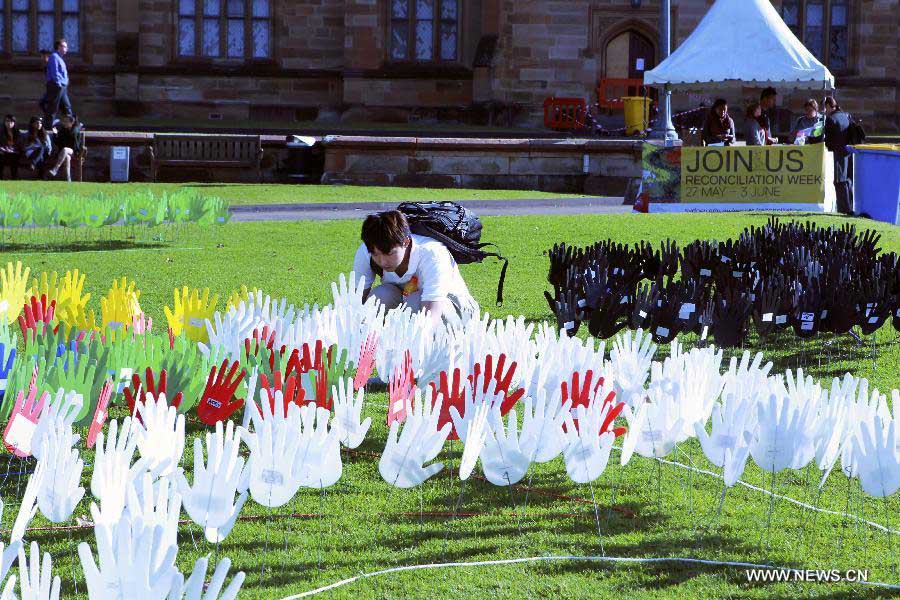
[
  {"left": 0, "top": 181, "right": 590, "bottom": 206},
  {"left": 1, "top": 212, "right": 898, "bottom": 599}
]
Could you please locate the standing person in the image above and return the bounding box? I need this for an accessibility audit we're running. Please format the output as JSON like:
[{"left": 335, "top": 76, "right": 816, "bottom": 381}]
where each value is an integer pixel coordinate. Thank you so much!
[
  {"left": 44, "top": 39, "right": 72, "bottom": 130},
  {"left": 759, "top": 87, "right": 779, "bottom": 144},
  {"left": 352, "top": 210, "right": 478, "bottom": 324},
  {"left": 743, "top": 103, "right": 766, "bottom": 146},
  {"left": 48, "top": 114, "right": 81, "bottom": 181},
  {"left": 823, "top": 96, "right": 853, "bottom": 215},
  {"left": 701, "top": 99, "right": 735, "bottom": 145},
  {"left": 23, "top": 116, "right": 52, "bottom": 174},
  {"left": 0, "top": 115, "right": 22, "bottom": 179},
  {"left": 793, "top": 99, "right": 824, "bottom": 144}
]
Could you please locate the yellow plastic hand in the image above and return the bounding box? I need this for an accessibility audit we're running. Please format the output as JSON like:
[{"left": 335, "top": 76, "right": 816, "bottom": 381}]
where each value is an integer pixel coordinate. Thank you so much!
[
  {"left": 30, "top": 271, "right": 62, "bottom": 305},
  {"left": 0, "top": 261, "right": 32, "bottom": 324},
  {"left": 165, "top": 286, "right": 219, "bottom": 342},
  {"left": 100, "top": 277, "right": 141, "bottom": 341},
  {"left": 226, "top": 284, "right": 258, "bottom": 311}
]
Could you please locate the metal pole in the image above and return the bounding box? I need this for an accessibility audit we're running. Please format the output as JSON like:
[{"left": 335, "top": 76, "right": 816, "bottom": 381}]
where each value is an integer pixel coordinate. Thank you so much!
[{"left": 651, "top": 0, "right": 679, "bottom": 140}]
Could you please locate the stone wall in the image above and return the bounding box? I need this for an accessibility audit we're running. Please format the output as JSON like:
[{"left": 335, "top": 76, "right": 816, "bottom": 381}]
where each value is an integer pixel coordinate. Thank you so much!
[{"left": 0, "top": 0, "right": 894, "bottom": 133}]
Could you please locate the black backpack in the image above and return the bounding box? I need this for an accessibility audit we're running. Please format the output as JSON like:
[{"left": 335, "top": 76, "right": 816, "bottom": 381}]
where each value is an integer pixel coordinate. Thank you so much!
[
  {"left": 847, "top": 117, "right": 867, "bottom": 146},
  {"left": 370, "top": 201, "right": 509, "bottom": 305}
]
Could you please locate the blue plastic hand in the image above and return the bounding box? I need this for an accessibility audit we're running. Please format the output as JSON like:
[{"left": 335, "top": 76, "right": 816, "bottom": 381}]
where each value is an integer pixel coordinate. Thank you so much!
[{"left": 0, "top": 343, "right": 15, "bottom": 401}]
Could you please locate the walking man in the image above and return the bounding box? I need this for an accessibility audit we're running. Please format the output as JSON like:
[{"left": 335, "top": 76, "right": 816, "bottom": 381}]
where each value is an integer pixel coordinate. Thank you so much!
[{"left": 44, "top": 39, "right": 73, "bottom": 130}]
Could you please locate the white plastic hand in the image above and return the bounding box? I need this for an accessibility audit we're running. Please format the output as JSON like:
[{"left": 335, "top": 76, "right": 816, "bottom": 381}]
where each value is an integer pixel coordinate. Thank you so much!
[
  {"left": 459, "top": 403, "right": 488, "bottom": 481},
  {"left": 610, "top": 328, "right": 656, "bottom": 403},
  {"left": 170, "top": 555, "right": 245, "bottom": 600},
  {"left": 78, "top": 517, "right": 178, "bottom": 600},
  {"left": 12, "top": 460, "right": 45, "bottom": 543},
  {"left": 295, "top": 405, "right": 343, "bottom": 489},
  {"left": 203, "top": 492, "right": 248, "bottom": 544},
  {"left": 16, "top": 541, "right": 60, "bottom": 600},
  {"left": 562, "top": 405, "right": 615, "bottom": 484},
  {"left": 480, "top": 407, "right": 530, "bottom": 485},
  {"left": 240, "top": 398, "right": 303, "bottom": 507},
  {"left": 331, "top": 377, "right": 370, "bottom": 449},
  {"left": 331, "top": 272, "right": 366, "bottom": 312},
  {"left": 519, "top": 390, "right": 570, "bottom": 463},
  {"left": 200, "top": 306, "right": 259, "bottom": 362},
  {"left": 32, "top": 388, "right": 82, "bottom": 460},
  {"left": 627, "top": 386, "right": 685, "bottom": 459},
  {"left": 852, "top": 415, "right": 900, "bottom": 497},
  {"left": 406, "top": 389, "right": 445, "bottom": 463},
  {"left": 135, "top": 393, "right": 185, "bottom": 477},
  {"left": 179, "top": 421, "right": 246, "bottom": 530},
  {"left": 449, "top": 380, "right": 504, "bottom": 444},
  {"left": 90, "top": 418, "right": 139, "bottom": 526},
  {"left": 379, "top": 417, "right": 450, "bottom": 488},
  {"left": 36, "top": 420, "right": 84, "bottom": 523},
  {"left": 750, "top": 392, "right": 818, "bottom": 473},
  {"left": 694, "top": 398, "right": 753, "bottom": 469},
  {"left": 125, "top": 474, "right": 182, "bottom": 555}
]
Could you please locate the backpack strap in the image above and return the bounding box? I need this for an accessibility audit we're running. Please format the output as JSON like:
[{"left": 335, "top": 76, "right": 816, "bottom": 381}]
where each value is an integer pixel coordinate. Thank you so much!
[{"left": 482, "top": 250, "right": 509, "bottom": 306}]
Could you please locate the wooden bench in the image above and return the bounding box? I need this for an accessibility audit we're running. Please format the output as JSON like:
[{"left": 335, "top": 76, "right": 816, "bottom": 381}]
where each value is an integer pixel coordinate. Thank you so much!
[{"left": 149, "top": 133, "right": 263, "bottom": 182}]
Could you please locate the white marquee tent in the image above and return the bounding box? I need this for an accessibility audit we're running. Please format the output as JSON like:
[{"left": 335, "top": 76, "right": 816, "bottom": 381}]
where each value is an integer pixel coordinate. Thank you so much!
[{"left": 643, "top": 0, "right": 835, "bottom": 90}]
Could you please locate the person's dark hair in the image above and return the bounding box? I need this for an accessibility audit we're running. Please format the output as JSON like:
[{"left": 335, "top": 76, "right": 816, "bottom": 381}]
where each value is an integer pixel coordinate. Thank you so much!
[
  {"left": 712, "top": 98, "right": 728, "bottom": 111},
  {"left": 745, "top": 102, "right": 761, "bottom": 119},
  {"left": 60, "top": 114, "right": 74, "bottom": 126},
  {"left": 361, "top": 210, "right": 411, "bottom": 254},
  {"left": 4, "top": 114, "right": 14, "bottom": 122},
  {"left": 54, "top": 38, "right": 66, "bottom": 50},
  {"left": 823, "top": 96, "right": 840, "bottom": 110},
  {"left": 761, "top": 87, "right": 777, "bottom": 100},
  {"left": 804, "top": 98, "right": 819, "bottom": 111},
  {"left": 27, "top": 116, "right": 47, "bottom": 143},
  {"left": 39, "top": 49, "right": 50, "bottom": 55}
]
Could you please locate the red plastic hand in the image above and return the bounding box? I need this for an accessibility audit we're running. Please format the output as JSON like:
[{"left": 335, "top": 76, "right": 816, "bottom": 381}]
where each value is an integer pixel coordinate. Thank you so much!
[
  {"left": 18, "top": 295, "right": 58, "bottom": 342},
  {"left": 429, "top": 367, "right": 467, "bottom": 441},
  {"left": 87, "top": 379, "right": 113, "bottom": 449},
  {"left": 469, "top": 353, "right": 524, "bottom": 415},
  {"left": 561, "top": 370, "right": 602, "bottom": 411},
  {"left": 4, "top": 386, "right": 48, "bottom": 457},
  {"left": 387, "top": 350, "right": 414, "bottom": 426},
  {"left": 243, "top": 326, "right": 285, "bottom": 372},
  {"left": 260, "top": 371, "right": 306, "bottom": 417},
  {"left": 353, "top": 332, "right": 379, "bottom": 392},
  {"left": 286, "top": 340, "right": 325, "bottom": 379},
  {"left": 167, "top": 326, "right": 176, "bottom": 350},
  {"left": 197, "top": 359, "right": 246, "bottom": 426},
  {"left": 124, "top": 367, "right": 184, "bottom": 417}
]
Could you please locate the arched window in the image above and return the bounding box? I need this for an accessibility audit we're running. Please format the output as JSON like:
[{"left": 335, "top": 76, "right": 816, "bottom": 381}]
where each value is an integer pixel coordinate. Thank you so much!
[
  {"left": 781, "top": 0, "right": 849, "bottom": 69},
  {"left": 178, "top": 0, "right": 272, "bottom": 59},
  {"left": 390, "top": 0, "right": 459, "bottom": 62},
  {"left": 0, "top": 0, "right": 80, "bottom": 54}
]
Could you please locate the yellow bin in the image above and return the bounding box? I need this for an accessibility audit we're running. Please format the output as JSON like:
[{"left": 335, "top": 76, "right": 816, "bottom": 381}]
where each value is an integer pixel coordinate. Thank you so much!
[{"left": 622, "top": 96, "right": 653, "bottom": 135}]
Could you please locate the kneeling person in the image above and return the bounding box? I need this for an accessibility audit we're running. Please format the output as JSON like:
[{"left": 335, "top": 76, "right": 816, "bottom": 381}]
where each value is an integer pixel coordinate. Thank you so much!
[{"left": 353, "top": 210, "right": 477, "bottom": 322}]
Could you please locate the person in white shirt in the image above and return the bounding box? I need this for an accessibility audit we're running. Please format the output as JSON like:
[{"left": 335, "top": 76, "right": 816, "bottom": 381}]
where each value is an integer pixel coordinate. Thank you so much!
[{"left": 352, "top": 210, "right": 478, "bottom": 323}]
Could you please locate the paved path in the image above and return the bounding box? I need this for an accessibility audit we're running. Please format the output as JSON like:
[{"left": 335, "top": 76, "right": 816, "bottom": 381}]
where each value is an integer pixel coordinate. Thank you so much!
[{"left": 230, "top": 197, "right": 630, "bottom": 221}]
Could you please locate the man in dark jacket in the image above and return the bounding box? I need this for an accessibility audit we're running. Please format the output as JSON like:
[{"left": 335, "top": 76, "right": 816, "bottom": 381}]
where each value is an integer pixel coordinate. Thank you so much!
[
  {"left": 823, "top": 96, "right": 853, "bottom": 215},
  {"left": 44, "top": 38, "right": 72, "bottom": 130}
]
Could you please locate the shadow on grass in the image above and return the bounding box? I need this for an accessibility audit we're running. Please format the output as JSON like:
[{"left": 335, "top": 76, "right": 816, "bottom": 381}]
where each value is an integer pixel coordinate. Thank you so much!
[{"left": 0, "top": 240, "right": 168, "bottom": 253}]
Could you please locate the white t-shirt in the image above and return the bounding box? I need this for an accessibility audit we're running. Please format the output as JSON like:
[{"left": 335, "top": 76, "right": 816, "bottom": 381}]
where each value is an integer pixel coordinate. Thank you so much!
[{"left": 352, "top": 234, "right": 476, "bottom": 306}]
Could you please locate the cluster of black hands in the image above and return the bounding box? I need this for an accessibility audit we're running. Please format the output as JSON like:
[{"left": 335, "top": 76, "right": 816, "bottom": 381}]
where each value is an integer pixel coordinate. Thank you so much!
[{"left": 545, "top": 218, "right": 900, "bottom": 348}]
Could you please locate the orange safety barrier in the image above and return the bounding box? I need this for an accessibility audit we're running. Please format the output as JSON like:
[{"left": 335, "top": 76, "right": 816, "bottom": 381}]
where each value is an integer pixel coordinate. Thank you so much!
[
  {"left": 543, "top": 96, "right": 587, "bottom": 130},
  {"left": 597, "top": 78, "right": 652, "bottom": 112}
]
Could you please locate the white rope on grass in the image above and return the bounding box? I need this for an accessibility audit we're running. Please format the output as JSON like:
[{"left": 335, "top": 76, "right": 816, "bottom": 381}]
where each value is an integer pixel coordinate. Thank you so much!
[
  {"left": 646, "top": 453, "right": 900, "bottom": 535},
  {"left": 280, "top": 554, "right": 900, "bottom": 598}
]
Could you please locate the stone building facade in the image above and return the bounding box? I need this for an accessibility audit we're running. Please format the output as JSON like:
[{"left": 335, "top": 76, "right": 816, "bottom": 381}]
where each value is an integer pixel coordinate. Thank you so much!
[{"left": 0, "top": 0, "right": 895, "bottom": 132}]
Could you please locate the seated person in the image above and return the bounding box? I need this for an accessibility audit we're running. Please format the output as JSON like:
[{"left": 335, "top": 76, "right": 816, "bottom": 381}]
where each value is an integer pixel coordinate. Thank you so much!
[
  {"left": 23, "top": 116, "right": 52, "bottom": 174},
  {"left": 48, "top": 114, "right": 81, "bottom": 181},
  {"left": 352, "top": 210, "right": 478, "bottom": 323},
  {"left": 792, "top": 99, "right": 824, "bottom": 144},
  {"left": 744, "top": 103, "right": 767, "bottom": 146},
  {"left": 701, "top": 99, "right": 735, "bottom": 145},
  {"left": 0, "top": 114, "right": 22, "bottom": 179}
]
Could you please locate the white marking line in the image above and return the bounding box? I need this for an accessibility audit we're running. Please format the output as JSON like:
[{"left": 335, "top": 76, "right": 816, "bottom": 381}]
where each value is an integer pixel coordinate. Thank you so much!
[{"left": 281, "top": 555, "right": 900, "bottom": 598}]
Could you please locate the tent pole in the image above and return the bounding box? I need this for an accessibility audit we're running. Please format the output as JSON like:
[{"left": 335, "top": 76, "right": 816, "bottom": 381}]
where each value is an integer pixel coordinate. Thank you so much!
[{"left": 651, "top": 0, "right": 679, "bottom": 141}]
